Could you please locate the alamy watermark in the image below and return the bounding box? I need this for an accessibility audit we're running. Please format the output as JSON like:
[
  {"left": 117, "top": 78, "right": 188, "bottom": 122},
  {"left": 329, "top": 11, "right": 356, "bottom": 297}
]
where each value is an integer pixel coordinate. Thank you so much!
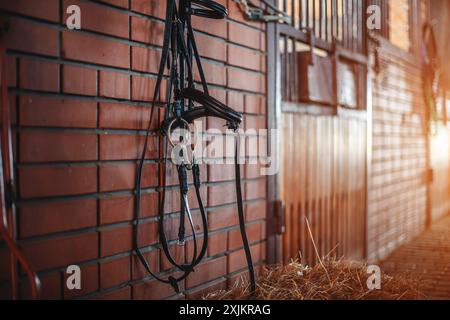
[
  {"left": 66, "top": 265, "right": 81, "bottom": 290},
  {"left": 367, "top": 265, "right": 382, "bottom": 290},
  {"left": 66, "top": 5, "right": 81, "bottom": 30},
  {"left": 168, "top": 121, "right": 281, "bottom": 176}
]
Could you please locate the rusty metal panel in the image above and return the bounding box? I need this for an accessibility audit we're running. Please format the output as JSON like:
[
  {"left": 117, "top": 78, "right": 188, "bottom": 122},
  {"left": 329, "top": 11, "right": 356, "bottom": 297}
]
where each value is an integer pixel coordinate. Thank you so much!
[
  {"left": 280, "top": 113, "right": 367, "bottom": 264},
  {"left": 296, "top": 52, "right": 335, "bottom": 105},
  {"left": 278, "top": 0, "right": 367, "bottom": 54}
]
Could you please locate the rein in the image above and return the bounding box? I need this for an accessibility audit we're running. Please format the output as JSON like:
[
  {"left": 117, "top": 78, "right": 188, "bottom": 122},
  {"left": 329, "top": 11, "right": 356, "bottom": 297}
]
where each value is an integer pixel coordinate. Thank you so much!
[{"left": 133, "top": 0, "right": 256, "bottom": 297}]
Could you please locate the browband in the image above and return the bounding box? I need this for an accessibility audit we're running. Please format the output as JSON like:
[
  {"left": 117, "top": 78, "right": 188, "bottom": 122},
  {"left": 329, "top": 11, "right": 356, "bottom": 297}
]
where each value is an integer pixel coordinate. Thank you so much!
[
  {"left": 161, "top": 88, "right": 243, "bottom": 134},
  {"left": 191, "top": 0, "right": 228, "bottom": 19}
]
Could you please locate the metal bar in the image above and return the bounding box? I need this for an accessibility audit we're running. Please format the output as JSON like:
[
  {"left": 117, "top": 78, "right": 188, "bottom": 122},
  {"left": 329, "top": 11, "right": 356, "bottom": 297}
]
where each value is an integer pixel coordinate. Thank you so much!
[
  {"left": 266, "top": 6, "right": 283, "bottom": 263},
  {"left": 345, "top": 0, "right": 352, "bottom": 49},
  {"left": 331, "top": 0, "right": 334, "bottom": 39},
  {"left": 306, "top": 0, "right": 310, "bottom": 29},
  {"left": 313, "top": 0, "right": 316, "bottom": 36},
  {"left": 292, "top": 0, "right": 295, "bottom": 28},
  {"left": 319, "top": 0, "right": 323, "bottom": 40},
  {"left": 341, "top": 0, "right": 345, "bottom": 46},
  {"left": 299, "top": 0, "right": 303, "bottom": 29},
  {"left": 325, "top": 0, "right": 329, "bottom": 41},
  {"left": 352, "top": 0, "right": 356, "bottom": 52}
]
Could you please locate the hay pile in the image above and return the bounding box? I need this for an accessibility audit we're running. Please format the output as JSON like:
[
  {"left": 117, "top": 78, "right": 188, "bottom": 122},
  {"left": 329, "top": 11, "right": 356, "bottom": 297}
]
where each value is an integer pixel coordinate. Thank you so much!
[{"left": 204, "top": 260, "right": 425, "bottom": 300}]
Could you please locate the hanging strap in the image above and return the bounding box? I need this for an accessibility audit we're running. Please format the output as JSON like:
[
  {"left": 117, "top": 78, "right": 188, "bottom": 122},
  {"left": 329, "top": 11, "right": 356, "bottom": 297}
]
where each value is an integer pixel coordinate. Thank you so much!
[
  {"left": 134, "top": 0, "right": 182, "bottom": 288},
  {"left": 234, "top": 132, "right": 256, "bottom": 296}
]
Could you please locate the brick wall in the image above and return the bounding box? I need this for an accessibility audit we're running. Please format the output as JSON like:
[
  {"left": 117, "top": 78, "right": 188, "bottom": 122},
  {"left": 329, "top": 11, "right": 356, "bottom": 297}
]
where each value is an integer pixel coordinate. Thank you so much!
[
  {"left": 0, "top": 0, "right": 268, "bottom": 300},
  {"left": 389, "top": 0, "right": 411, "bottom": 51},
  {"left": 367, "top": 40, "right": 428, "bottom": 261}
]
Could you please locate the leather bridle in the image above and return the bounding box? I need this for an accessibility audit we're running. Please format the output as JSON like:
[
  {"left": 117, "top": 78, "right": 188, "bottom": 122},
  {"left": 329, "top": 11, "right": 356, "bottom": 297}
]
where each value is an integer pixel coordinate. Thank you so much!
[{"left": 133, "top": 0, "right": 256, "bottom": 296}]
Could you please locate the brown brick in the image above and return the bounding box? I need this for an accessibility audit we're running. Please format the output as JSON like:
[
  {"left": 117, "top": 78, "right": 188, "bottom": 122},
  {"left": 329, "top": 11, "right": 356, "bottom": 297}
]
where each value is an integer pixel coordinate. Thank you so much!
[
  {"left": 6, "top": 56, "right": 17, "bottom": 87},
  {"left": 227, "top": 91, "right": 245, "bottom": 113},
  {"left": 196, "top": 33, "right": 227, "bottom": 61},
  {"left": 0, "top": 248, "right": 10, "bottom": 282},
  {"left": 208, "top": 206, "right": 239, "bottom": 231},
  {"left": 99, "top": 193, "right": 158, "bottom": 225},
  {"left": 228, "top": 45, "right": 264, "bottom": 71},
  {"left": 245, "top": 201, "right": 266, "bottom": 222},
  {"left": 137, "top": 222, "right": 158, "bottom": 247},
  {"left": 164, "top": 187, "right": 207, "bottom": 214},
  {"left": 62, "top": 31, "right": 130, "bottom": 68},
  {"left": 194, "top": 61, "right": 226, "bottom": 87},
  {"left": 245, "top": 94, "right": 265, "bottom": 114},
  {"left": 131, "top": 75, "right": 160, "bottom": 102},
  {"left": 208, "top": 164, "right": 235, "bottom": 182},
  {"left": 99, "top": 162, "right": 158, "bottom": 192},
  {"left": 100, "top": 71, "right": 130, "bottom": 100},
  {"left": 131, "top": 16, "right": 164, "bottom": 46},
  {"left": 4, "top": 18, "right": 58, "bottom": 56},
  {"left": 63, "top": 0, "right": 129, "bottom": 38},
  {"left": 37, "top": 273, "right": 62, "bottom": 300},
  {"left": 0, "top": 0, "right": 59, "bottom": 22},
  {"left": 208, "top": 183, "right": 236, "bottom": 207},
  {"left": 64, "top": 263, "right": 99, "bottom": 299},
  {"left": 20, "top": 271, "right": 61, "bottom": 300},
  {"left": 133, "top": 275, "right": 184, "bottom": 300},
  {"left": 19, "top": 165, "right": 97, "bottom": 198},
  {"left": 186, "top": 256, "right": 227, "bottom": 289},
  {"left": 99, "top": 102, "right": 160, "bottom": 130},
  {"left": 191, "top": 7, "right": 227, "bottom": 38},
  {"left": 20, "top": 132, "right": 98, "bottom": 163},
  {"left": 62, "top": 65, "right": 97, "bottom": 96},
  {"left": 100, "top": 257, "right": 130, "bottom": 289},
  {"left": 160, "top": 245, "right": 185, "bottom": 272},
  {"left": 131, "top": 0, "right": 165, "bottom": 18},
  {"left": 208, "top": 232, "right": 228, "bottom": 257},
  {"left": 20, "top": 96, "right": 97, "bottom": 128},
  {"left": 101, "top": 0, "right": 129, "bottom": 8},
  {"left": 228, "top": 223, "right": 262, "bottom": 250},
  {"left": 19, "top": 59, "right": 58, "bottom": 92},
  {"left": 229, "top": 22, "right": 262, "bottom": 50},
  {"left": 228, "top": 67, "right": 265, "bottom": 93},
  {"left": 131, "top": 46, "right": 162, "bottom": 74},
  {"left": 227, "top": 243, "right": 262, "bottom": 273},
  {"left": 94, "top": 286, "right": 131, "bottom": 300},
  {"left": 245, "top": 179, "right": 266, "bottom": 200},
  {"left": 20, "top": 199, "right": 97, "bottom": 237},
  {"left": 23, "top": 232, "right": 98, "bottom": 271},
  {"left": 101, "top": 225, "right": 133, "bottom": 257},
  {"left": 99, "top": 134, "right": 158, "bottom": 160},
  {"left": 132, "top": 250, "right": 159, "bottom": 281}
]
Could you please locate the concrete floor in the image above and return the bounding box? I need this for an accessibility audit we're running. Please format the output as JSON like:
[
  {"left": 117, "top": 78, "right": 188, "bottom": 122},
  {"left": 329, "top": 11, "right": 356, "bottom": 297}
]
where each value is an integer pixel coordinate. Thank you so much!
[{"left": 381, "top": 215, "right": 450, "bottom": 300}]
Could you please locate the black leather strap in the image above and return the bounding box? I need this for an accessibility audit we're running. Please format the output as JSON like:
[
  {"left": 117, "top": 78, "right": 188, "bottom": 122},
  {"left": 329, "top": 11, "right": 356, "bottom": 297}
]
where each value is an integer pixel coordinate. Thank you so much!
[
  {"left": 191, "top": 0, "right": 228, "bottom": 19},
  {"left": 234, "top": 132, "right": 256, "bottom": 295}
]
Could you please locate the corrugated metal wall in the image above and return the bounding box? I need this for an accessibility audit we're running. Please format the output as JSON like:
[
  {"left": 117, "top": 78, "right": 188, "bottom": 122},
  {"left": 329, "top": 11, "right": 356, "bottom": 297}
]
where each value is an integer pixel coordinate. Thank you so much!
[{"left": 281, "top": 113, "right": 366, "bottom": 265}]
